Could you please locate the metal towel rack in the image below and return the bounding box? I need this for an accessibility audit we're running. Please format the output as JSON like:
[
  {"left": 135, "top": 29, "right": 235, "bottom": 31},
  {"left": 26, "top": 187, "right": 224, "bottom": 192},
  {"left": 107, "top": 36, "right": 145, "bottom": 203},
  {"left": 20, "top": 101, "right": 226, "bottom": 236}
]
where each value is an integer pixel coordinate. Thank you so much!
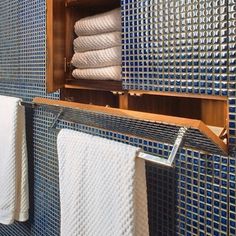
[{"left": 19, "top": 99, "right": 200, "bottom": 167}]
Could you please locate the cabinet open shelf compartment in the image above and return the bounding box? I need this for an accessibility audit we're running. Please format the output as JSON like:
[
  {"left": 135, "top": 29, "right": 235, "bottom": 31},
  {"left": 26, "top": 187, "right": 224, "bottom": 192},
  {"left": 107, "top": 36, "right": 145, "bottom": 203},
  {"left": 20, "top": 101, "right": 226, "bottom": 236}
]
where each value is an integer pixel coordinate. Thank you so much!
[{"left": 46, "top": 0, "right": 122, "bottom": 93}]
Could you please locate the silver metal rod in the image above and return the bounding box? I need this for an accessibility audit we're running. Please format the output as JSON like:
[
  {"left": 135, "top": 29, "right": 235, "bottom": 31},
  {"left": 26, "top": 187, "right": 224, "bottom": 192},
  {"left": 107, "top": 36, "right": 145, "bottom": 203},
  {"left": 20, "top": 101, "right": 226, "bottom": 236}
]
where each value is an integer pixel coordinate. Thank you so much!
[
  {"left": 167, "top": 127, "right": 188, "bottom": 166},
  {"left": 138, "top": 152, "right": 172, "bottom": 167},
  {"left": 138, "top": 127, "right": 187, "bottom": 167}
]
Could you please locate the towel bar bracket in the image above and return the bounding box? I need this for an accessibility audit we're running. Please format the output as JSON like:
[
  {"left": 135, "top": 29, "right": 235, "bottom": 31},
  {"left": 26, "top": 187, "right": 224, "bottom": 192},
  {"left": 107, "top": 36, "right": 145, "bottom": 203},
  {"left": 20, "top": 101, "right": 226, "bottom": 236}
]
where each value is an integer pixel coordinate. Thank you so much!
[
  {"left": 19, "top": 101, "right": 37, "bottom": 109},
  {"left": 168, "top": 127, "right": 188, "bottom": 165},
  {"left": 49, "top": 108, "right": 64, "bottom": 131},
  {"left": 138, "top": 127, "right": 188, "bottom": 167}
]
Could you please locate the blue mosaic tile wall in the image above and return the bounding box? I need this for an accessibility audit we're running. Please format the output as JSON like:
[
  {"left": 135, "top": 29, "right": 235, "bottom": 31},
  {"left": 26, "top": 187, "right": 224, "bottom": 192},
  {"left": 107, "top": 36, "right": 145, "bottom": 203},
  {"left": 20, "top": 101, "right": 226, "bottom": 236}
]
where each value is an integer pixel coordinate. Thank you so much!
[
  {"left": 121, "top": 0, "right": 229, "bottom": 96},
  {"left": 0, "top": 1, "right": 19, "bottom": 80},
  {"left": 175, "top": 151, "right": 229, "bottom": 236},
  {"left": 0, "top": 0, "right": 59, "bottom": 101},
  {"left": 0, "top": 1, "right": 59, "bottom": 235},
  {"left": 228, "top": 0, "right": 236, "bottom": 152},
  {"left": 0, "top": 0, "right": 235, "bottom": 236},
  {"left": 229, "top": 156, "right": 236, "bottom": 235}
]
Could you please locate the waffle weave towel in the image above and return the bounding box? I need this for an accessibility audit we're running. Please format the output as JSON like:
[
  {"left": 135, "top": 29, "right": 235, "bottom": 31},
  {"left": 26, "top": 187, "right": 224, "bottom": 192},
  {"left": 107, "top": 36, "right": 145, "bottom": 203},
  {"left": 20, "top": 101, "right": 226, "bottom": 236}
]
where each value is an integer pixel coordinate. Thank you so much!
[
  {"left": 74, "top": 32, "right": 121, "bottom": 52},
  {"left": 74, "top": 8, "right": 121, "bottom": 36},
  {"left": 71, "top": 46, "right": 121, "bottom": 69},
  {"left": 57, "top": 129, "right": 149, "bottom": 236},
  {"left": 0, "top": 96, "right": 28, "bottom": 225},
  {"left": 72, "top": 66, "right": 121, "bottom": 80}
]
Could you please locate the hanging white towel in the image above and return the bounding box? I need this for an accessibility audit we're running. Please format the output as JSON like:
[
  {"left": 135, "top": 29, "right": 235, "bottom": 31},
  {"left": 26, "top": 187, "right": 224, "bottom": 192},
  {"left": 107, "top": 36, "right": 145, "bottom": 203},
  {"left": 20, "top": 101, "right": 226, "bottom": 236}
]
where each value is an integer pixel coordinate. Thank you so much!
[
  {"left": 74, "top": 8, "right": 121, "bottom": 36},
  {"left": 57, "top": 129, "right": 149, "bottom": 236},
  {"left": 0, "top": 96, "right": 28, "bottom": 225},
  {"left": 71, "top": 46, "right": 121, "bottom": 69},
  {"left": 74, "top": 32, "right": 121, "bottom": 53},
  {"left": 72, "top": 66, "right": 121, "bottom": 81}
]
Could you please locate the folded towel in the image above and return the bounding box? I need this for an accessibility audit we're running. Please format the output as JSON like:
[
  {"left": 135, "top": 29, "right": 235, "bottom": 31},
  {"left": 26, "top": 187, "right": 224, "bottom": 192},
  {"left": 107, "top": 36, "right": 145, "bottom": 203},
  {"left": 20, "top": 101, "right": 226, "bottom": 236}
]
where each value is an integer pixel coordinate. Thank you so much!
[
  {"left": 75, "top": 8, "right": 121, "bottom": 36},
  {"left": 72, "top": 66, "right": 121, "bottom": 81},
  {"left": 71, "top": 46, "right": 121, "bottom": 69},
  {"left": 0, "top": 96, "right": 28, "bottom": 225},
  {"left": 57, "top": 129, "right": 149, "bottom": 236},
  {"left": 74, "top": 32, "right": 121, "bottom": 52}
]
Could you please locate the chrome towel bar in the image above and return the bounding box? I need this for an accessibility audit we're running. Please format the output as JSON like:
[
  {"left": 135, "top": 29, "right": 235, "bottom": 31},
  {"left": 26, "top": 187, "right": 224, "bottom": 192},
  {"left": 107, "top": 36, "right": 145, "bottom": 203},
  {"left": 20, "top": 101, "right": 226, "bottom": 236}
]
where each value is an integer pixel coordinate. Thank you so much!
[{"left": 20, "top": 100, "right": 187, "bottom": 167}]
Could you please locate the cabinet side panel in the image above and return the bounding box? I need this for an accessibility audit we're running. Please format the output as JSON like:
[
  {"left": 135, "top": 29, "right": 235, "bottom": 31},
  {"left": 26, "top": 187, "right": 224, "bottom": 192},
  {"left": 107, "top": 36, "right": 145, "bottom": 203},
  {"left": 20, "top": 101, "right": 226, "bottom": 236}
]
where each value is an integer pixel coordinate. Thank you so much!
[{"left": 46, "top": 0, "right": 65, "bottom": 93}]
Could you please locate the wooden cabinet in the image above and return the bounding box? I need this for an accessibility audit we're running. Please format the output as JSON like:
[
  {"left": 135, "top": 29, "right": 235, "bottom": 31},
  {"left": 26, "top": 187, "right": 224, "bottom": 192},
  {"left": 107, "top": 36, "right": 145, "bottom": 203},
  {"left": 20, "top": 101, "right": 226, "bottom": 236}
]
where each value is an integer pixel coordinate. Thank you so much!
[
  {"left": 46, "top": 0, "right": 229, "bottom": 154},
  {"left": 46, "top": 0, "right": 121, "bottom": 93}
]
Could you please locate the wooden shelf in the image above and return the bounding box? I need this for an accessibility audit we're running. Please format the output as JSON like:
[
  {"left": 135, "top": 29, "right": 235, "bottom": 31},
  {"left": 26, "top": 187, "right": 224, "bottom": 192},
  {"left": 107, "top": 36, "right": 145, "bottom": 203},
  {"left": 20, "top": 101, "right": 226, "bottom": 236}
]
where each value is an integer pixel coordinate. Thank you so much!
[
  {"left": 123, "top": 92, "right": 227, "bottom": 127},
  {"left": 61, "top": 88, "right": 119, "bottom": 107},
  {"left": 62, "top": 84, "right": 227, "bottom": 128},
  {"left": 128, "top": 90, "right": 228, "bottom": 101},
  {"left": 65, "top": 0, "right": 120, "bottom": 8},
  {"left": 65, "top": 80, "right": 123, "bottom": 91}
]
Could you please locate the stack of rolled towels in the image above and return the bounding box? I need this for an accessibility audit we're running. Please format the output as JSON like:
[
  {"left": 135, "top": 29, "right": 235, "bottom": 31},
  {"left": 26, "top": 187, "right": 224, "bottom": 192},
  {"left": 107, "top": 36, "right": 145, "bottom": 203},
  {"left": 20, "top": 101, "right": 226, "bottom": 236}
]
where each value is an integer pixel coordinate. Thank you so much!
[{"left": 71, "top": 8, "right": 122, "bottom": 81}]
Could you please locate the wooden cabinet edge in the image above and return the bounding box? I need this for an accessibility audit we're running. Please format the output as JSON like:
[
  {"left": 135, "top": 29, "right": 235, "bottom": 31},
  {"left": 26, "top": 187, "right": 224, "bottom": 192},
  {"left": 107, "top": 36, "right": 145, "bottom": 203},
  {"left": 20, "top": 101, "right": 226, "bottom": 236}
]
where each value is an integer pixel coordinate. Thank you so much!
[
  {"left": 198, "top": 121, "right": 228, "bottom": 155},
  {"left": 46, "top": 0, "right": 66, "bottom": 93}
]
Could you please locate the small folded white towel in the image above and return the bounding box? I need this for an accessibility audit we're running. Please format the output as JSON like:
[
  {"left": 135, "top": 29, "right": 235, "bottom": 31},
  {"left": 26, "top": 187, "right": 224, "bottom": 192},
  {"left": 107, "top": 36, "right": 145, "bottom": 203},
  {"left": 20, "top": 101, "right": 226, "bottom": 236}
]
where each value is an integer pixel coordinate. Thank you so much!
[
  {"left": 0, "top": 96, "right": 28, "bottom": 225},
  {"left": 74, "top": 8, "right": 121, "bottom": 36},
  {"left": 72, "top": 66, "right": 121, "bottom": 81},
  {"left": 71, "top": 46, "right": 121, "bottom": 69},
  {"left": 57, "top": 129, "right": 149, "bottom": 236},
  {"left": 74, "top": 32, "right": 121, "bottom": 53}
]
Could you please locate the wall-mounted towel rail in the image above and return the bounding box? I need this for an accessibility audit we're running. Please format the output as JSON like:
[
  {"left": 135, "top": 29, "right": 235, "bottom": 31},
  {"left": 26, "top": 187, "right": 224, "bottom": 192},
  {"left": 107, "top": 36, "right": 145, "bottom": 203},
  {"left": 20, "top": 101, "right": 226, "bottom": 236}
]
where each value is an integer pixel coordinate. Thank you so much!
[
  {"left": 20, "top": 100, "right": 186, "bottom": 167},
  {"left": 20, "top": 98, "right": 228, "bottom": 166}
]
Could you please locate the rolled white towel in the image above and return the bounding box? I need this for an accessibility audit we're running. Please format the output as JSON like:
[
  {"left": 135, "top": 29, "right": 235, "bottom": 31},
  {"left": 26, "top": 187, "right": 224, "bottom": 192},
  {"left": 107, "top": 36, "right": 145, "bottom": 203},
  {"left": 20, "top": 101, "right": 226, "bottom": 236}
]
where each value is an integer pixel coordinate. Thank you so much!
[
  {"left": 74, "top": 8, "right": 121, "bottom": 36},
  {"left": 71, "top": 46, "right": 121, "bottom": 69},
  {"left": 74, "top": 32, "right": 121, "bottom": 53},
  {"left": 72, "top": 66, "right": 121, "bottom": 81}
]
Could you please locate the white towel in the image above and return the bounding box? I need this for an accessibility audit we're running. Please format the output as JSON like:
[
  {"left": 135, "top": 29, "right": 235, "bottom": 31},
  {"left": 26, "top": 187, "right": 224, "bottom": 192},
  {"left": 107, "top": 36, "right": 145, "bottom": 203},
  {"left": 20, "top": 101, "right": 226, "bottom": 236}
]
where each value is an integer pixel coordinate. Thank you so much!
[
  {"left": 74, "top": 8, "right": 121, "bottom": 36},
  {"left": 57, "top": 129, "right": 149, "bottom": 236},
  {"left": 0, "top": 96, "right": 28, "bottom": 225},
  {"left": 74, "top": 32, "right": 121, "bottom": 52},
  {"left": 71, "top": 46, "right": 121, "bottom": 69},
  {"left": 72, "top": 66, "right": 121, "bottom": 81}
]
